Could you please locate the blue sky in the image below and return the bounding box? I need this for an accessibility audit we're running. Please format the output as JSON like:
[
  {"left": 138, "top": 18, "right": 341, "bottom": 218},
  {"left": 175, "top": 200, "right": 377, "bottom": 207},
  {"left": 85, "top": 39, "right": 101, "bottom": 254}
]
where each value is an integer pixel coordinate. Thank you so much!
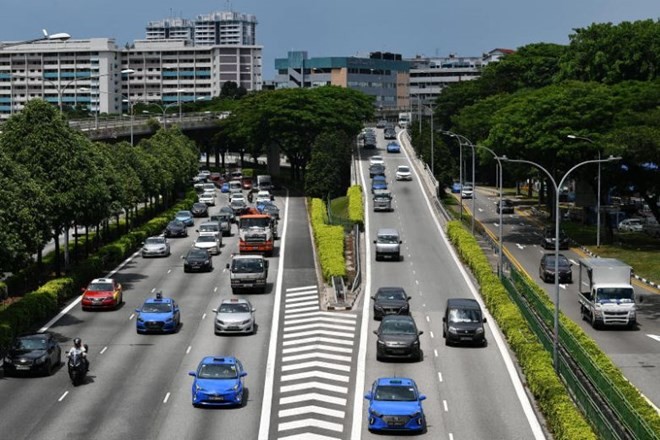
[{"left": 1, "top": 0, "right": 658, "bottom": 78}]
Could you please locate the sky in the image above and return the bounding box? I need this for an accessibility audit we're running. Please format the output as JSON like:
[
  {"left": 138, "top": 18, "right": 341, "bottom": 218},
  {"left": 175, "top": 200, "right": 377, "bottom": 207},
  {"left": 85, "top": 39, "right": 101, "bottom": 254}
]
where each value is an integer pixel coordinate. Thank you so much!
[{"left": 1, "top": 0, "right": 658, "bottom": 78}]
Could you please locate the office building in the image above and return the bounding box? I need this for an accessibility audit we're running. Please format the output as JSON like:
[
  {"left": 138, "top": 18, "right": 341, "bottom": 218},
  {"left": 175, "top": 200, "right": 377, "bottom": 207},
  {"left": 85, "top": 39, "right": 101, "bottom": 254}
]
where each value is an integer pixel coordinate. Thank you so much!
[
  {"left": 146, "top": 11, "right": 257, "bottom": 46},
  {"left": 274, "top": 51, "right": 410, "bottom": 110}
]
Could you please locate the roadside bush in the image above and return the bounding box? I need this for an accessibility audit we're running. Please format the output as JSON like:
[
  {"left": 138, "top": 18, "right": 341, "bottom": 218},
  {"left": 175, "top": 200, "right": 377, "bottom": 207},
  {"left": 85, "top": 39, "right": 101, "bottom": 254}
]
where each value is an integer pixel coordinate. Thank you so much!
[
  {"left": 347, "top": 185, "right": 364, "bottom": 226},
  {"left": 309, "top": 198, "right": 346, "bottom": 280},
  {"left": 447, "top": 221, "right": 596, "bottom": 440}
]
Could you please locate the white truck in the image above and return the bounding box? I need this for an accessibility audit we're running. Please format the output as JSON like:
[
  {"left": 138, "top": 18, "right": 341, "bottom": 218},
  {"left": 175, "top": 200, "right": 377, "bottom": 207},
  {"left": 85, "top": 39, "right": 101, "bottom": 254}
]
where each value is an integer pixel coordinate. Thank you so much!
[
  {"left": 226, "top": 254, "right": 269, "bottom": 294},
  {"left": 397, "top": 112, "right": 411, "bottom": 129},
  {"left": 578, "top": 258, "right": 636, "bottom": 329}
]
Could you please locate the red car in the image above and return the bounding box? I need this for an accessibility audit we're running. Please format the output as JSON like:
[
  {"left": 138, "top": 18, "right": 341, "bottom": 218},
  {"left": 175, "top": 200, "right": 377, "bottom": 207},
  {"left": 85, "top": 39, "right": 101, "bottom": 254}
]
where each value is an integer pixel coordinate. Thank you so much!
[
  {"left": 242, "top": 178, "right": 253, "bottom": 190},
  {"left": 81, "top": 278, "right": 123, "bottom": 311}
]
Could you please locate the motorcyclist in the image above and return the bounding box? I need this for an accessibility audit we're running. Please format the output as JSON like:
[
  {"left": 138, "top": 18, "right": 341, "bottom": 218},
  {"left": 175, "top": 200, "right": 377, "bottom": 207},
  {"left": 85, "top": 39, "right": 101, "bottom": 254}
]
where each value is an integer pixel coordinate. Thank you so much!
[{"left": 69, "top": 337, "right": 89, "bottom": 372}]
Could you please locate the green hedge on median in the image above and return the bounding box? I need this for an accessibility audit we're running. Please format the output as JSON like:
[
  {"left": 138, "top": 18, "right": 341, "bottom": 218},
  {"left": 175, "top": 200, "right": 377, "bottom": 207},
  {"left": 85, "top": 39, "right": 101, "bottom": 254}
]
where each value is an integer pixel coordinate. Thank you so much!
[
  {"left": 0, "top": 192, "right": 198, "bottom": 349},
  {"left": 446, "top": 221, "right": 596, "bottom": 440},
  {"left": 309, "top": 198, "right": 346, "bottom": 281},
  {"left": 347, "top": 185, "right": 364, "bottom": 226}
]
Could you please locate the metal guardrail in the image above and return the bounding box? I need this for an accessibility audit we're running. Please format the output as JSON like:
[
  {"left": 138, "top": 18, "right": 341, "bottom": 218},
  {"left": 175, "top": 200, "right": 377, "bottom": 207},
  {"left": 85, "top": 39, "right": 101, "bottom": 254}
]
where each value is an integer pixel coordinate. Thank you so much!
[{"left": 350, "top": 223, "right": 361, "bottom": 294}]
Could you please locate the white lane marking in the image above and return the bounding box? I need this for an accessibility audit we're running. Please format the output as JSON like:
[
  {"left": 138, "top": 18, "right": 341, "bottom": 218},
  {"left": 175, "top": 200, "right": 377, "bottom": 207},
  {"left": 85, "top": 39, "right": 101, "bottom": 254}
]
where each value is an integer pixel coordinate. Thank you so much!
[
  {"left": 284, "top": 322, "right": 355, "bottom": 333},
  {"left": 286, "top": 290, "right": 321, "bottom": 298},
  {"left": 449, "top": 433, "right": 455, "bottom": 440},
  {"left": 412, "top": 269, "right": 416, "bottom": 275},
  {"left": 443, "top": 400, "right": 449, "bottom": 412},
  {"left": 58, "top": 391, "right": 69, "bottom": 402},
  {"left": 278, "top": 419, "right": 343, "bottom": 433},
  {"left": 258, "top": 192, "right": 290, "bottom": 440},
  {"left": 214, "top": 287, "right": 218, "bottom": 293},
  {"left": 282, "top": 344, "right": 353, "bottom": 355},
  {"left": 569, "top": 259, "right": 578, "bottom": 265},
  {"left": 285, "top": 300, "right": 320, "bottom": 309},
  {"left": 282, "top": 352, "right": 352, "bottom": 363},
  {"left": 494, "top": 222, "right": 499, "bottom": 227},
  {"left": 516, "top": 243, "right": 525, "bottom": 250},
  {"left": 202, "top": 313, "right": 207, "bottom": 320},
  {"left": 647, "top": 334, "right": 660, "bottom": 343},
  {"left": 426, "top": 316, "right": 430, "bottom": 323},
  {"left": 438, "top": 372, "right": 443, "bottom": 382},
  {"left": 285, "top": 295, "right": 320, "bottom": 304},
  {"left": 283, "top": 311, "right": 357, "bottom": 320},
  {"left": 129, "top": 313, "right": 135, "bottom": 320},
  {"left": 278, "top": 405, "right": 345, "bottom": 419},
  {"left": 281, "top": 370, "right": 350, "bottom": 383},
  {"left": 99, "top": 346, "right": 108, "bottom": 355},
  {"left": 434, "top": 349, "right": 438, "bottom": 358},
  {"left": 430, "top": 331, "right": 434, "bottom": 339},
  {"left": 286, "top": 285, "right": 317, "bottom": 292},
  {"left": 167, "top": 269, "right": 172, "bottom": 274},
  {"left": 415, "top": 280, "right": 419, "bottom": 285},
  {"left": 186, "top": 346, "right": 192, "bottom": 354},
  {"left": 284, "top": 316, "right": 356, "bottom": 326},
  {"left": 151, "top": 288, "right": 156, "bottom": 293},
  {"left": 280, "top": 393, "right": 346, "bottom": 406},
  {"left": 282, "top": 336, "right": 354, "bottom": 347},
  {"left": 281, "top": 360, "right": 351, "bottom": 373},
  {"left": 163, "top": 392, "right": 171, "bottom": 403},
  {"left": 478, "top": 208, "right": 483, "bottom": 212},
  {"left": 282, "top": 329, "right": 354, "bottom": 340},
  {"left": 284, "top": 306, "right": 320, "bottom": 315},
  {"left": 280, "top": 381, "right": 348, "bottom": 394}
]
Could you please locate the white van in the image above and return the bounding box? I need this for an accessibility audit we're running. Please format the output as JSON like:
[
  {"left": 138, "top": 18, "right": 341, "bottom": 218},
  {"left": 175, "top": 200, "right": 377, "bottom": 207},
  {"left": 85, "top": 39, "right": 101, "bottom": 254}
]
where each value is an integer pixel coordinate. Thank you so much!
[{"left": 228, "top": 180, "right": 242, "bottom": 195}]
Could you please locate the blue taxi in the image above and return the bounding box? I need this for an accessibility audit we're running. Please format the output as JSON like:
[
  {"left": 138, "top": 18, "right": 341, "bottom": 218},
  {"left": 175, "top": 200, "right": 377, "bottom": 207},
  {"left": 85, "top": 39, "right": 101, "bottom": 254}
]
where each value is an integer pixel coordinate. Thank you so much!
[
  {"left": 364, "top": 377, "right": 427, "bottom": 433},
  {"left": 189, "top": 356, "right": 247, "bottom": 407},
  {"left": 135, "top": 292, "right": 180, "bottom": 333}
]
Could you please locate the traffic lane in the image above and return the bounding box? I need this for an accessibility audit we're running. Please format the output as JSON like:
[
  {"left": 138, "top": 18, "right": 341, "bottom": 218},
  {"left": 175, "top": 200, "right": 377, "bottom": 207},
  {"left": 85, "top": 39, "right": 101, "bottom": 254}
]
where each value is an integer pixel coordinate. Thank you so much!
[{"left": 360, "top": 156, "right": 540, "bottom": 439}]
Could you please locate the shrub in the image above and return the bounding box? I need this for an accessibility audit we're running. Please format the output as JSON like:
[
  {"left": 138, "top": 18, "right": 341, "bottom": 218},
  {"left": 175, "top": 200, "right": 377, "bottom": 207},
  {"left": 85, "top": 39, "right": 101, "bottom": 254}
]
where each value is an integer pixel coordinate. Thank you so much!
[
  {"left": 309, "top": 198, "right": 346, "bottom": 280},
  {"left": 347, "top": 185, "right": 364, "bottom": 226}
]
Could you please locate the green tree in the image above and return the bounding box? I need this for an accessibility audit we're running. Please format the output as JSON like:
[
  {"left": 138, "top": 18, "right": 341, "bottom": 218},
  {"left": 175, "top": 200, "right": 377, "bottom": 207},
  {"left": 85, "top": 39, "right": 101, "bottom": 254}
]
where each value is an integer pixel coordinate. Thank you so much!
[{"left": 305, "top": 131, "right": 352, "bottom": 198}]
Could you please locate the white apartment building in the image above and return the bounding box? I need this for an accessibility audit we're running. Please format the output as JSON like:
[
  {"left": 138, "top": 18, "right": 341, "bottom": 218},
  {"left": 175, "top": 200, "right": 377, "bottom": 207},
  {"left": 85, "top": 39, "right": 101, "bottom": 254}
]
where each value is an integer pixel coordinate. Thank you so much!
[{"left": 146, "top": 11, "right": 257, "bottom": 46}]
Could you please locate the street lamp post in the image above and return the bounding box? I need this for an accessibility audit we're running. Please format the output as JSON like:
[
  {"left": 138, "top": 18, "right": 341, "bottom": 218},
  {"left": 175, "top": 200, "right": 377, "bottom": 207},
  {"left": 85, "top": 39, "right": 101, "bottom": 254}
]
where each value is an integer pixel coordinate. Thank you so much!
[
  {"left": 441, "top": 131, "right": 476, "bottom": 232},
  {"left": 500, "top": 154, "right": 621, "bottom": 371},
  {"left": 122, "top": 68, "right": 135, "bottom": 145},
  {"left": 567, "top": 135, "right": 602, "bottom": 247},
  {"left": 177, "top": 88, "right": 186, "bottom": 122}
]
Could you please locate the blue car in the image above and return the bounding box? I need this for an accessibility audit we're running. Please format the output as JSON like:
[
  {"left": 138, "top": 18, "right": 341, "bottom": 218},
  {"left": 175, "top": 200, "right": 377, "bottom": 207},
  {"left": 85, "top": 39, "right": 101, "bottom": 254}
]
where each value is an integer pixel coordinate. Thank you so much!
[
  {"left": 135, "top": 292, "right": 180, "bottom": 333},
  {"left": 364, "top": 377, "right": 427, "bottom": 433},
  {"left": 387, "top": 142, "right": 401, "bottom": 153},
  {"left": 175, "top": 210, "right": 194, "bottom": 227},
  {"left": 372, "top": 175, "right": 388, "bottom": 193},
  {"left": 220, "top": 182, "right": 230, "bottom": 193},
  {"left": 451, "top": 182, "right": 462, "bottom": 193},
  {"left": 189, "top": 356, "right": 247, "bottom": 407}
]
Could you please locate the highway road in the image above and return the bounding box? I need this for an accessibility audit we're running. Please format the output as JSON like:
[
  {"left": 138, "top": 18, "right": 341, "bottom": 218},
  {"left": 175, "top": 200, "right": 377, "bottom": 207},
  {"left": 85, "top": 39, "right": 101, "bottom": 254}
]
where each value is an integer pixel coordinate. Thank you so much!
[
  {"left": 0, "top": 190, "right": 289, "bottom": 440},
  {"left": 352, "top": 129, "right": 545, "bottom": 439},
  {"left": 465, "top": 186, "right": 660, "bottom": 408}
]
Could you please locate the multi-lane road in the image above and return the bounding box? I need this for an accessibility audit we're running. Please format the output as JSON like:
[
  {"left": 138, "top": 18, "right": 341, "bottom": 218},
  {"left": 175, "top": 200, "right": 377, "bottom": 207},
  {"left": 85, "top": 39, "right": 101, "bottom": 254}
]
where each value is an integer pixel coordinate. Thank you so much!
[{"left": 1, "top": 130, "right": 549, "bottom": 440}]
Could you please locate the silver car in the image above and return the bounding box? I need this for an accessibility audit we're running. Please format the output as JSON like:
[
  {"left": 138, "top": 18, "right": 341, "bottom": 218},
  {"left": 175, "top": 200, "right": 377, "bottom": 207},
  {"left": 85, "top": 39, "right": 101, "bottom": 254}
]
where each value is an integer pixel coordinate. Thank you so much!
[
  {"left": 141, "top": 236, "right": 171, "bottom": 258},
  {"left": 213, "top": 298, "right": 256, "bottom": 335},
  {"left": 193, "top": 235, "right": 221, "bottom": 255}
]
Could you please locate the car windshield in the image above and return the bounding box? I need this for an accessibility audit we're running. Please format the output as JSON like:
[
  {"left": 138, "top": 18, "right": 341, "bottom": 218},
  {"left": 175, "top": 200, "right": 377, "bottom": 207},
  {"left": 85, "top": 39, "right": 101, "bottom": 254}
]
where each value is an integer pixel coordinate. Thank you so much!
[
  {"left": 197, "top": 235, "right": 216, "bottom": 243},
  {"left": 142, "top": 303, "right": 172, "bottom": 313},
  {"left": 231, "top": 201, "right": 245, "bottom": 207},
  {"left": 595, "top": 287, "right": 635, "bottom": 302},
  {"left": 381, "top": 320, "right": 416, "bottom": 335},
  {"left": 188, "top": 250, "right": 208, "bottom": 259},
  {"left": 374, "top": 385, "right": 417, "bottom": 401},
  {"left": 397, "top": 167, "right": 410, "bottom": 173},
  {"left": 232, "top": 259, "right": 264, "bottom": 273},
  {"left": 176, "top": 211, "right": 191, "bottom": 218},
  {"left": 193, "top": 203, "right": 206, "bottom": 209},
  {"left": 377, "top": 235, "right": 399, "bottom": 244},
  {"left": 218, "top": 303, "right": 251, "bottom": 313},
  {"left": 168, "top": 221, "right": 183, "bottom": 228},
  {"left": 376, "top": 290, "right": 406, "bottom": 301},
  {"left": 544, "top": 256, "right": 570, "bottom": 266},
  {"left": 199, "top": 225, "right": 218, "bottom": 232},
  {"left": 88, "top": 282, "right": 114, "bottom": 291},
  {"left": 145, "top": 238, "right": 165, "bottom": 245},
  {"left": 198, "top": 363, "right": 238, "bottom": 379},
  {"left": 240, "top": 217, "right": 270, "bottom": 228},
  {"left": 448, "top": 308, "right": 482, "bottom": 323},
  {"left": 15, "top": 337, "right": 47, "bottom": 350}
]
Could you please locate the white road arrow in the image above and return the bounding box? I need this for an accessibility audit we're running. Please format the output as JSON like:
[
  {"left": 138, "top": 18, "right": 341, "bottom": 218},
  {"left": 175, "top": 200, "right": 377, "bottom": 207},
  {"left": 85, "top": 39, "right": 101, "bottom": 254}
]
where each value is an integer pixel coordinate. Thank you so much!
[{"left": 647, "top": 334, "right": 660, "bottom": 343}]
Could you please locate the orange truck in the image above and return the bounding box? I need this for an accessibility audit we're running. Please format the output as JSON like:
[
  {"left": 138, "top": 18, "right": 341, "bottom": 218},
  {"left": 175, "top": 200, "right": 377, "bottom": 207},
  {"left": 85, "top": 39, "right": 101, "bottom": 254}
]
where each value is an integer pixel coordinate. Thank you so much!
[{"left": 238, "top": 212, "right": 275, "bottom": 256}]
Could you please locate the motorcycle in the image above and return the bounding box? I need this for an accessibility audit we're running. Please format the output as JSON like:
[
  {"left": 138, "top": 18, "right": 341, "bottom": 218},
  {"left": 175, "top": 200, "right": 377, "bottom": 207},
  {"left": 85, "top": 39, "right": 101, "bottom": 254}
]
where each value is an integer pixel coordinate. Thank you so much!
[{"left": 67, "top": 345, "right": 88, "bottom": 386}]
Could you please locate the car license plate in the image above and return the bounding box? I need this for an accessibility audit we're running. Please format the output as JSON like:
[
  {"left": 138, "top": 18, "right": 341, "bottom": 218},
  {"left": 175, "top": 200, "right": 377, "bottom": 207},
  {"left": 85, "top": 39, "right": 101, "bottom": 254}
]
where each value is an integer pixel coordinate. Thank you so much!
[
  {"left": 460, "top": 337, "right": 472, "bottom": 341},
  {"left": 16, "top": 365, "right": 30, "bottom": 370},
  {"left": 227, "top": 326, "right": 239, "bottom": 330},
  {"left": 209, "top": 396, "right": 224, "bottom": 401}
]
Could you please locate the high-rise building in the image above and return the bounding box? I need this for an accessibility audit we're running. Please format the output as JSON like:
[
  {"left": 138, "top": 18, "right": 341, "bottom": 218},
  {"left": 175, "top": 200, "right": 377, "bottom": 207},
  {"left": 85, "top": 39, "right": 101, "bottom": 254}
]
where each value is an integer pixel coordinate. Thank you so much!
[
  {"left": 145, "top": 18, "right": 195, "bottom": 41},
  {"left": 146, "top": 11, "right": 257, "bottom": 46}
]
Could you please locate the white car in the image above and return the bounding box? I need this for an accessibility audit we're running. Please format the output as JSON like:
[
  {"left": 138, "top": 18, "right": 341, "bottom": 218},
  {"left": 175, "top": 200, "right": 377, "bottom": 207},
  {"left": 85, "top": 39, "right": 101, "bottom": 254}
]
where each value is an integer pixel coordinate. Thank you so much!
[
  {"left": 395, "top": 165, "right": 412, "bottom": 181},
  {"left": 618, "top": 218, "right": 644, "bottom": 232},
  {"left": 198, "top": 192, "right": 216, "bottom": 206},
  {"left": 255, "top": 190, "right": 273, "bottom": 203},
  {"left": 461, "top": 185, "right": 474, "bottom": 199},
  {"left": 193, "top": 235, "right": 221, "bottom": 255},
  {"left": 369, "top": 155, "right": 385, "bottom": 166},
  {"left": 229, "top": 192, "right": 246, "bottom": 204}
]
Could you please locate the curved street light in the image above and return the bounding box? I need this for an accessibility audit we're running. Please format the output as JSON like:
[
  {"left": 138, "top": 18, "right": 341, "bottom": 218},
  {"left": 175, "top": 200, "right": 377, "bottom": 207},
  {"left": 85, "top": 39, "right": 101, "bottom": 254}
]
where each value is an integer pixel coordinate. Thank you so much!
[
  {"left": 441, "top": 130, "right": 476, "bottom": 233},
  {"left": 567, "top": 135, "right": 602, "bottom": 247},
  {"left": 499, "top": 154, "right": 621, "bottom": 371}
]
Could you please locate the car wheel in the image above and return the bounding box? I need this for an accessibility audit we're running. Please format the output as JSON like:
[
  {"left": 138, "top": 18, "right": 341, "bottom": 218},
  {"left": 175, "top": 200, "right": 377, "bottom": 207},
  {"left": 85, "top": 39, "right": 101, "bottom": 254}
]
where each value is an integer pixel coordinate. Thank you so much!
[{"left": 45, "top": 360, "right": 53, "bottom": 376}]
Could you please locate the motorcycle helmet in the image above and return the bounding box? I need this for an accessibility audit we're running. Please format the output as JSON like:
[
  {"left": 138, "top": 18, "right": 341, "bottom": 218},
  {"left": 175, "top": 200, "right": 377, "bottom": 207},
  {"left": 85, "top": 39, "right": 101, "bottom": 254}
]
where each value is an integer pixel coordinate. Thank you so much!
[{"left": 73, "top": 338, "right": 82, "bottom": 348}]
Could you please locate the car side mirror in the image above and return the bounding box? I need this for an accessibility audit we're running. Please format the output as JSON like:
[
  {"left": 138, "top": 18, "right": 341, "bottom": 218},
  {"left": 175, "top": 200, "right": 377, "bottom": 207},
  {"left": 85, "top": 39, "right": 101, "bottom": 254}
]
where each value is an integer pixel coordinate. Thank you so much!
[
  {"left": 240, "top": 371, "right": 247, "bottom": 377},
  {"left": 81, "top": 288, "right": 86, "bottom": 292},
  {"left": 418, "top": 331, "right": 424, "bottom": 335},
  {"left": 419, "top": 394, "right": 427, "bottom": 401},
  {"left": 399, "top": 240, "right": 402, "bottom": 244},
  {"left": 483, "top": 317, "right": 487, "bottom": 323},
  {"left": 373, "top": 330, "right": 378, "bottom": 335},
  {"left": 442, "top": 317, "right": 446, "bottom": 323},
  {"left": 196, "top": 229, "right": 199, "bottom": 233},
  {"left": 252, "top": 308, "right": 256, "bottom": 312},
  {"left": 135, "top": 308, "right": 140, "bottom": 313},
  {"left": 180, "top": 255, "right": 184, "bottom": 259},
  {"left": 373, "top": 240, "right": 377, "bottom": 244},
  {"left": 212, "top": 309, "right": 218, "bottom": 313},
  {"left": 406, "top": 297, "right": 410, "bottom": 301},
  {"left": 364, "top": 392, "right": 373, "bottom": 400},
  {"left": 370, "top": 296, "right": 375, "bottom": 300},
  {"left": 188, "top": 371, "right": 196, "bottom": 377}
]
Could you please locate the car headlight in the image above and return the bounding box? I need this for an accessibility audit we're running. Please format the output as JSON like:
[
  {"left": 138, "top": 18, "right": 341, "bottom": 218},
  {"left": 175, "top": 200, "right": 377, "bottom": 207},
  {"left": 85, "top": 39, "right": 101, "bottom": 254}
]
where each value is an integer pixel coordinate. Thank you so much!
[
  {"left": 217, "top": 320, "right": 225, "bottom": 325},
  {"left": 412, "top": 340, "right": 420, "bottom": 346},
  {"left": 448, "top": 326, "right": 459, "bottom": 334},
  {"left": 195, "top": 384, "right": 204, "bottom": 392},
  {"left": 166, "top": 317, "right": 173, "bottom": 322},
  {"left": 475, "top": 327, "right": 484, "bottom": 334},
  {"left": 241, "top": 320, "right": 252, "bottom": 325},
  {"left": 232, "top": 383, "right": 240, "bottom": 391},
  {"left": 4, "top": 357, "right": 12, "bottom": 364},
  {"left": 106, "top": 296, "right": 114, "bottom": 301},
  {"left": 374, "top": 305, "right": 383, "bottom": 310},
  {"left": 35, "top": 355, "right": 47, "bottom": 364},
  {"left": 376, "top": 340, "right": 386, "bottom": 346},
  {"left": 137, "top": 317, "right": 144, "bottom": 323},
  {"left": 369, "top": 408, "right": 383, "bottom": 417},
  {"left": 629, "top": 311, "right": 636, "bottom": 318}
]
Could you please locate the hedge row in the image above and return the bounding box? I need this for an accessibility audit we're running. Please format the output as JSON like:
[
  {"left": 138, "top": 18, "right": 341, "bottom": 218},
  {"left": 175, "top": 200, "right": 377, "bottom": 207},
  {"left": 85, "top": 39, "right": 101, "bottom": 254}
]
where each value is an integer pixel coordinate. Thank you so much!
[
  {"left": 0, "top": 191, "right": 198, "bottom": 349},
  {"left": 446, "top": 221, "right": 596, "bottom": 440},
  {"left": 309, "top": 198, "right": 346, "bottom": 281},
  {"left": 346, "top": 185, "right": 364, "bottom": 226},
  {"left": 514, "top": 264, "right": 660, "bottom": 435}
]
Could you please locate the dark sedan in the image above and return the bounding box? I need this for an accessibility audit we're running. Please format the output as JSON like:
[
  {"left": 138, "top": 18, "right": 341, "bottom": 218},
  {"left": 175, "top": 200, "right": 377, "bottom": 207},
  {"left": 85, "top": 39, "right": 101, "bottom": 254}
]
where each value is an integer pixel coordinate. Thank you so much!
[
  {"left": 164, "top": 220, "right": 188, "bottom": 238},
  {"left": 372, "top": 287, "right": 410, "bottom": 320},
  {"left": 541, "top": 226, "right": 570, "bottom": 250},
  {"left": 3, "top": 333, "right": 62, "bottom": 376},
  {"left": 191, "top": 202, "right": 209, "bottom": 217},
  {"left": 219, "top": 206, "right": 236, "bottom": 223},
  {"left": 375, "top": 315, "right": 423, "bottom": 362},
  {"left": 496, "top": 198, "right": 515, "bottom": 214},
  {"left": 230, "top": 199, "right": 248, "bottom": 215},
  {"left": 183, "top": 248, "right": 213, "bottom": 272},
  {"left": 369, "top": 163, "right": 386, "bottom": 178},
  {"left": 539, "top": 253, "right": 573, "bottom": 283}
]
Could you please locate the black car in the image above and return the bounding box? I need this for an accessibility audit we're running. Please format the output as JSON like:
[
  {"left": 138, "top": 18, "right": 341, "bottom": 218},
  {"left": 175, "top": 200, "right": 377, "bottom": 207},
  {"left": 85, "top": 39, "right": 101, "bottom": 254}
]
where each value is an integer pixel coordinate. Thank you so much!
[
  {"left": 371, "top": 287, "right": 410, "bottom": 320},
  {"left": 191, "top": 202, "right": 209, "bottom": 217},
  {"left": 182, "top": 248, "right": 213, "bottom": 272},
  {"left": 363, "top": 136, "right": 377, "bottom": 149},
  {"left": 374, "top": 315, "right": 423, "bottom": 362},
  {"left": 3, "top": 333, "right": 62, "bottom": 376},
  {"left": 384, "top": 128, "right": 397, "bottom": 140},
  {"left": 539, "top": 253, "right": 573, "bottom": 283},
  {"left": 442, "top": 298, "right": 486, "bottom": 346},
  {"left": 219, "top": 206, "right": 237, "bottom": 224},
  {"left": 230, "top": 199, "right": 248, "bottom": 215},
  {"left": 369, "top": 163, "right": 386, "bottom": 178},
  {"left": 541, "top": 226, "right": 570, "bottom": 250},
  {"left": 496, "top": 198, "right": 515, "bottom": 214},
  {"left": 164, "top": 220, "right": 188, "bottom": 238}
]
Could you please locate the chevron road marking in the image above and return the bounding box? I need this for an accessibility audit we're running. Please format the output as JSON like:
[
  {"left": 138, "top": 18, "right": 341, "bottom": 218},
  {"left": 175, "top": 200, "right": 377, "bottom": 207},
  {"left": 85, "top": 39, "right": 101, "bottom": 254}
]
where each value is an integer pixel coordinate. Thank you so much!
[
  {"left": 285, "top": 295, "right": 320, "bottom": 303},
  {"left": 285, "top": 300, "right": 321, "bottom": 309},
  {"left": 284, "top": 306, "right": 320, "bottom": 315},
  {"left": 282, "top": 352, "right": 353, "bottom": 363},
  {"left": 286, "top": 290, "right": 321, "bottom": 298},
  {"left": 279, "top": 393, "right": 347, "bottom": 406},
  {"left": 280, "top": 370, "right": 350, "bottom": 383},
  {"left": 282, "top": 344, "right": 353, "bottom": 355},
  {"left": 286, "top": 285, "right": 318, "bottom": 292},
  {"left": 280, "top": 381, "right": 348, "bottom": 394},
  {"left": 278, "top": 405, "right": 345, "bottom": 419},
  {"left": 278, "top": 419, "right": 344, "bottom": 433},
  {"left": 281, "top": 360, "right": 351, "bottom": 373},
  {"left": 284, "top": 322, "right": 356, "bottom": 333},
  {"left": 282, "top": 329, "right": 354, "bottom": 340},
  {"left": 284, "top": 316, "right": 356, "bottom": 325},
  {"left": 282, "top": 336, "right": 354, "bottom": 347},
  {"left": 278, "top": 434, "right": 341, "bottom": 440},
  {"left": 283, "top": 311, "right": 357, "bottom": 320}
]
